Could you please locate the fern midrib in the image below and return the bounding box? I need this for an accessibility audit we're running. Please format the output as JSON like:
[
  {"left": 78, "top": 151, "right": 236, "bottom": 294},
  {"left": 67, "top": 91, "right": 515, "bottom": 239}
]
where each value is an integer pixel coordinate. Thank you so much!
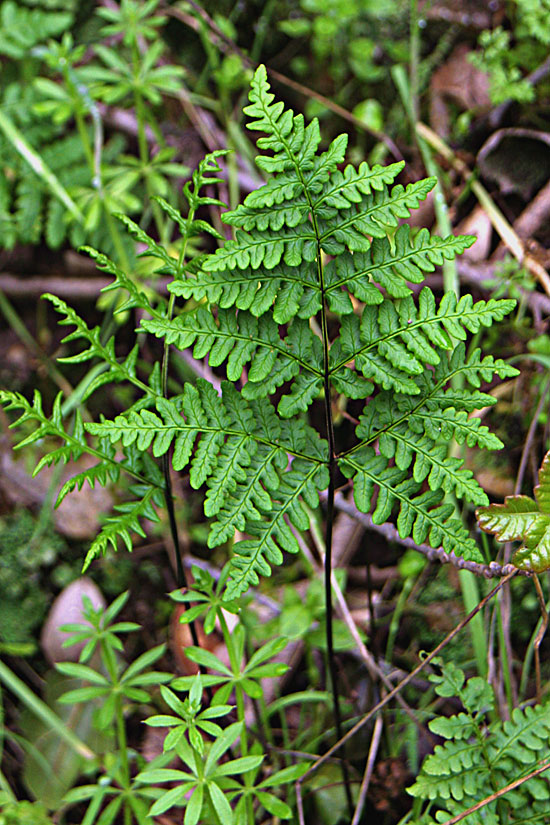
[
  {"left": 276, "top": 99, "right": 354, "bottom": 813},
  {"left": 251, "top": 90, "right": 335, "bottom": 457},
  {"left": 25, "top": 405, "right": 159, "bottom": 490},
  {"left": 234, "top": 462, "right": 320, "bottom": 572},
  {"left": 318, "top": 187, "right": 415, "bottom": 242},
  {"left": 94, "top": 417, "right": 324, "bottom": 466},
  {"left": 312, "top": 170, "right": 391, "bottom": 211},
  {"left": 212, "top": 445, "right": 281, "bottom": 539},
  {"left": 46, "top": 302, "right": 154, "bottom": 399},
  {"left": 182, "top": 268, "right": 318, "bottom": 290},
  {"left": 325, "top": 246, "right": 427, "bottom": 292}
]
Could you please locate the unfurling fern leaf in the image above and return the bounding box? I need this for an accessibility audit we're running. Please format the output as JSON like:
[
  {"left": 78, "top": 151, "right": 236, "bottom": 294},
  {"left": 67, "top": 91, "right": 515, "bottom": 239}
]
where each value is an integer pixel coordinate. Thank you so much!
[{"left": 1, "top": 65, "right": 517, "bottom": 599}]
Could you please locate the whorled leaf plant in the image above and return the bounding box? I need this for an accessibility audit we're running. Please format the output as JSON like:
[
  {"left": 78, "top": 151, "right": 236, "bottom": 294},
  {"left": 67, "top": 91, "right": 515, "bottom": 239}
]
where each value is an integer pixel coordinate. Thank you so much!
[{"left": 1, "top": 65, "right": 519, "bottom": 803}]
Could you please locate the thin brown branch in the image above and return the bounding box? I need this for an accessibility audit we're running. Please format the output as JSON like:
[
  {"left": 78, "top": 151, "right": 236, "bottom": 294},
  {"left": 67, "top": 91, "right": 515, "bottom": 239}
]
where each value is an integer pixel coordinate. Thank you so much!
[
  {"left": 332, "top": 492, "right": 523, "bottom": 579},
  {"left": 351, "top": 713, "right": 383, "bottom": 825},
  {"left": 441, "top": 756, "right": 550, "bottom": 825},
  {"left": 532, "top": 574, "right": 549, "bottom": 704}
]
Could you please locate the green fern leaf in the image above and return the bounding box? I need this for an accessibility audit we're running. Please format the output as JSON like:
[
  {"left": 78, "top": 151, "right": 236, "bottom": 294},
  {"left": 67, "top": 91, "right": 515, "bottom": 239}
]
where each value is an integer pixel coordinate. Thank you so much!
[
  {"left": 225, "top": 459, "right": 329, "bottom": 598},
  {"left": 477, "top": 450, "right": 550, "bottom": 572},
  {"left": 82, "top": 485, "right": 162, "bottom": 570},
  {"left": 2, "top": 63, "right": 519, "bottom": 599},
  {"left": 325, "top": 227, "right": 474, "bottom": 301},
  {"left": 141, "top": 310, "right": 321, "bottom": 394},
  {"left": 341, "top": 447, "right": 482, "bottom": 560},
  {"left": 315, "top": 159, "right": 404, "bottom": 209}
]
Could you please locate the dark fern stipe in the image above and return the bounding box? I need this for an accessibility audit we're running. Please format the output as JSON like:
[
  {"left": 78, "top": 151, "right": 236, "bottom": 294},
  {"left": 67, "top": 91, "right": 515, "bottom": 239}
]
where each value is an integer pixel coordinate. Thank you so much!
[{"left": 0, "top": 64, "right": 518, "bottom": 602}]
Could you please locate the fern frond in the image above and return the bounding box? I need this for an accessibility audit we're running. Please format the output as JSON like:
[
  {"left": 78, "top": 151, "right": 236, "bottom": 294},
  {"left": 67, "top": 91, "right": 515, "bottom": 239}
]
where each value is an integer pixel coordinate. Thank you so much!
[
  {"left": 357, "top": 396, "right": 503, "bottom": 453},
  {"left": 243, "top": 65, "right": 322, "bottom": 174},
  {"left": 330, "top": 290, "right": 516, "bottom": 391},
  {"left": 203, "top": 224, "right": 318, "bottom": 271},
  {"left": 0, "top": 389, "right": 154, "bottom": 508},
  {"left": 314, "top": 160, "right": 405, "bottom": 209},
  {"left": 1, "top": 63, "right": 519, "bottom": 597},
  {"left": 325, "top": 227, "right": 474, "bottom": 301},
  {"left": 56, "top": 460, "right": 119, "bottom": 507},
  {"left": 140, "top": 309, "right": 322, "bottom": 398},
  {"left": 169, "top": 261, "right": 321, "bottom": 321},
  {"left": 86, "top": 379, "right": 328, "bottom": 587},
  {"left": 340, "top": 447, "right": 482, "bottom": 560},
  {"left": 409, "top": 662, "right": 550, "bottom": 820},
  {"left": 446, "top": 344, "right": 518, "bottom": 387},
  {"left": 82, "top": 484, "right": 162, "bottom": 570},
  {"left": 225, "top": 458, "right": 329, "bottom": 599},
  {"left": 490, "top": 704, "right": 550, "bottom": 765},
  {"left": 318, "top": 178, "right": 437, "bottom": 254},
  {"left": 87, "top": 380, "right": 326, "bottom": 466},
  {"left": 225, "top": 159, "right": 404, "bottom": 232},
  {"left": 43, "top": 292, "right": 154, "bottom": 400},
  {"left": 350, "top": 391, "right": 504, "bottom": 505}
]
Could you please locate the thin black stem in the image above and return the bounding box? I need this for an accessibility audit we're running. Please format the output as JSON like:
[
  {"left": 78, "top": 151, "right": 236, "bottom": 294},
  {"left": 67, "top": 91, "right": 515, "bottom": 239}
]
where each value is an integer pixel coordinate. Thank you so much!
[
  {"left": 161, "top": 450, "right": 201, "bottom": 651},
  {"left": 324, "top": 467, "right": 354, "bottom": 816},
  {"left": 160, "top": 192, "right": 203, "bottom": 652},
  {"left": 319, "top": 257, "right": 354, "bottom": 818}
]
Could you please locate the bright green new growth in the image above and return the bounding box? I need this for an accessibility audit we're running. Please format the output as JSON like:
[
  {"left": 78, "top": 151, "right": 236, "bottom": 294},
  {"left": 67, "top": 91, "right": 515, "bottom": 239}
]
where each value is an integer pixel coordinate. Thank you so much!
[
  {"left": 0, "top": 66, "right": 518, "bottom": 598},
  {"left": 477, "top": 448, "right": 550, "bottom": 573},
  {"left": 408, "top": 659, "right": 550, "bottom": 823}
]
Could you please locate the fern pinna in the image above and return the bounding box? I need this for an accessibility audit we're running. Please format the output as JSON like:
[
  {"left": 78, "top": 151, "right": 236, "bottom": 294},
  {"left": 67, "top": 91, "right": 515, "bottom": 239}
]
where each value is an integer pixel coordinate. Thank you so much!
[
  {"left": 1, "top": 65, "right": 517, "bottom": 600},
  {"left": 408, "top": 660, "right": 550, "bottom": 823}
]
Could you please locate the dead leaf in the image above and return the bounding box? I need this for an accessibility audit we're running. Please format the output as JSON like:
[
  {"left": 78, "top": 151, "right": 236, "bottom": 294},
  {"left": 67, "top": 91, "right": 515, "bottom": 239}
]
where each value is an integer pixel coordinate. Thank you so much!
[{"left": 430, "top": 45, "right": 490, "bottom": 137}]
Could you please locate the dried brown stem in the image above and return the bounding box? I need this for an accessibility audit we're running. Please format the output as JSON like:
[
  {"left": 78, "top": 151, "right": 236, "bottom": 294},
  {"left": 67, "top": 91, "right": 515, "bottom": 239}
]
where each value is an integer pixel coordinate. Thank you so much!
[
  {"left": 532, "top": 574, "right": 548, "bottom": 704},
  {"left": 332, "top": 492, "right": 523, "bottom": 579},
  {"left": 440, "top": 756, "right": 550, "bottom": 825}
]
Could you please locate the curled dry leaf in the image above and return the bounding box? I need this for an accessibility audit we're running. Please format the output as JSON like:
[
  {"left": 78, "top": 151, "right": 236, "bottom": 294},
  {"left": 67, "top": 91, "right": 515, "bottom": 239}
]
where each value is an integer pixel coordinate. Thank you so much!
[{"left": 430, "top": 44, "right": 490, "bottom": 137}]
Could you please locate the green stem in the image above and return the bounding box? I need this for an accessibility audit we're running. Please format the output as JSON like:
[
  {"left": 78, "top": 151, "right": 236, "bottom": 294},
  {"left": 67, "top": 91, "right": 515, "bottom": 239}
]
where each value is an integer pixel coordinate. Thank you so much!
[
  {"left": 218, "top": 613, "right": 247, "bottom": 754},
  {"left": 115, "top": 694, "right": 132, "bottom": 825},
  {"left": 0, "top": 660, "right": 95, "bottom": 760},
  {"left": 386, "top": 577, "right": 414, "bottom": 665}
]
